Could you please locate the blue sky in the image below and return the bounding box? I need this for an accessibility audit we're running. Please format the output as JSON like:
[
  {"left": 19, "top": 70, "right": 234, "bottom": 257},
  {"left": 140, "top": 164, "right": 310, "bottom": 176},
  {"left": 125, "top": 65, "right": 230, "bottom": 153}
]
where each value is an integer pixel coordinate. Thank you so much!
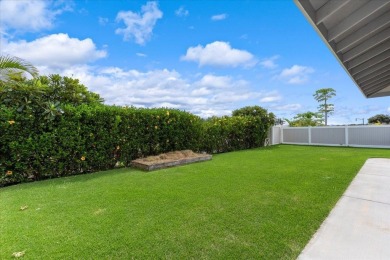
[{"left": 1, "top": 0, "right": 389, "bottom": 124}]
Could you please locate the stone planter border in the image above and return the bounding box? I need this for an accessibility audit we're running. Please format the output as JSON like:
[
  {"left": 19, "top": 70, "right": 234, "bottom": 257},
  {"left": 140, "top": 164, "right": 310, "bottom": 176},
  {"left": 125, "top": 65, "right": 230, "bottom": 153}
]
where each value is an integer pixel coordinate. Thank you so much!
[{"left": 131, "top": 154, "right": 212, "bottom": 171}]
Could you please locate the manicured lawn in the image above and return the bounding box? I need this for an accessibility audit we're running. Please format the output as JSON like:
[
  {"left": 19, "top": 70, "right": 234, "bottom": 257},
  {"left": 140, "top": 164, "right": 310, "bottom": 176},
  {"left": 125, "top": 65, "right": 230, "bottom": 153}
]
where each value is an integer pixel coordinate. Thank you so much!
[{"left": 1, "top": 145, "right": 390, "bottom": 259}]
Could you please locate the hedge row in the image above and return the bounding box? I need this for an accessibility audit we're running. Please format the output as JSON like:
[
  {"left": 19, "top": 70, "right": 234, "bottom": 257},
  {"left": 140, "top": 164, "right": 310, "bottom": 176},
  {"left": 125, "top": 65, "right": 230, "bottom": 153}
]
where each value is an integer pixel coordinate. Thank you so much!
[
  {"left": 1, "top": 77, "right": 274, "bottom": 186},
  {"left": 1, "top": 105, "right": 203, "bottom": 185},
  {"left": 201, "top": 116, "right": 270, "bottom": 153}
]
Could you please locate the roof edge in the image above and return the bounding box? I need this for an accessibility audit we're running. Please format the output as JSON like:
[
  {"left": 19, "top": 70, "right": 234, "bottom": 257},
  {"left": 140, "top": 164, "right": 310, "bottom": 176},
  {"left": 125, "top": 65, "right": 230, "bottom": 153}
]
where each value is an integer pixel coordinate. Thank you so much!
[{"left": 293, "top": 0, "right": 369, "bottom": 98}]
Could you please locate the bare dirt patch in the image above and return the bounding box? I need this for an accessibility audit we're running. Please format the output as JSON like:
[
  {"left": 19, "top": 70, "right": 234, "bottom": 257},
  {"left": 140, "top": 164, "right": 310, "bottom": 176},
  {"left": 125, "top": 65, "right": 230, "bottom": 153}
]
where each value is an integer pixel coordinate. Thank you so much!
[{"left": 131, "top": 150, "right": 212, "bottom": 171}]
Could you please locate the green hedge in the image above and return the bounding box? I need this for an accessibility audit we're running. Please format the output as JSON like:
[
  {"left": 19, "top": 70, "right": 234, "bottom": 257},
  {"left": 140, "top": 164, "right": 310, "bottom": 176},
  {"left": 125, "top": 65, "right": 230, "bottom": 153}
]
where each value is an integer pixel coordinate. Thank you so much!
[
  {"left": 0, "top": 105, "right": 202, "bottom": 186},
  {"left": 1, "top": 77, "right": 274, "bottom": 186},
  {"left": 201, "top": 115, "right": 270, "bottom": 153}
]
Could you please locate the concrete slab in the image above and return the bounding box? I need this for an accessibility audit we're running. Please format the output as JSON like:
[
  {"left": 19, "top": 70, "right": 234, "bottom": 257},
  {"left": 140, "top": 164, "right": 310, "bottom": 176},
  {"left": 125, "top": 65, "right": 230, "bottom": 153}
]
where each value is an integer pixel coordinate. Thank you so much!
[
  {"left": 298, "top": 158, "right": 390, "bottom": 260},
  {"left": 345, "top": 174, "right": 390, "bottom": 204},
  {"left": 358, "top": 158, "right": 390, "bottom": 176}
]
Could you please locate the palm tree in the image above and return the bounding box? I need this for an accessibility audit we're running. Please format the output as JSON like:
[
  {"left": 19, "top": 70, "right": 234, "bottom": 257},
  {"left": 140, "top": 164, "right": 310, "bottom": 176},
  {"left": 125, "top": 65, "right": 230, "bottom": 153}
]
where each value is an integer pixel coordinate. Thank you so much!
[{"left": 0, "top": 54, "right": 39, "bottom": 80}]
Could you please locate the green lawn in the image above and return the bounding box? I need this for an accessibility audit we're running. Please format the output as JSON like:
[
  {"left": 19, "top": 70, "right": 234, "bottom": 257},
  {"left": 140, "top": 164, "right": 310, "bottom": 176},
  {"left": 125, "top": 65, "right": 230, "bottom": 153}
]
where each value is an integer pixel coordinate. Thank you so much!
[{"left": 1, "top": 145, "right": 390, "bottom": 259}]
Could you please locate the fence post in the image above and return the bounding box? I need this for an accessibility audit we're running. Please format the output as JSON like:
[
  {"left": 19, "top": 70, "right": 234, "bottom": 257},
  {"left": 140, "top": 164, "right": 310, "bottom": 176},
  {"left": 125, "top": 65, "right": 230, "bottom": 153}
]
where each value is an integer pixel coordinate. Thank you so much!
[
  {"left": 275, "top": 126, "right": 280, "bottom": 144},
  {"left": 281, "top": 126, "right": 284, "bottom": 144},
  {"left": 271, "top": 127, "right": 276, "bottom": 145},
  {"left": 308, "top": 126, "right": 312, "bottom": 144},
  {"left": 345, "top": 125, "right": 349, "bottom": 146}
]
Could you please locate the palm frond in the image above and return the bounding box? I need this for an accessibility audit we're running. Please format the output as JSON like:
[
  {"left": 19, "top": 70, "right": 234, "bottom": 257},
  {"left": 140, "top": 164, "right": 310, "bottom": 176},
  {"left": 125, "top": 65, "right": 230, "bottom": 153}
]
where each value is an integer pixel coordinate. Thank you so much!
[{"left": 0, "top": 54, "right": 39, "bottom": 78}]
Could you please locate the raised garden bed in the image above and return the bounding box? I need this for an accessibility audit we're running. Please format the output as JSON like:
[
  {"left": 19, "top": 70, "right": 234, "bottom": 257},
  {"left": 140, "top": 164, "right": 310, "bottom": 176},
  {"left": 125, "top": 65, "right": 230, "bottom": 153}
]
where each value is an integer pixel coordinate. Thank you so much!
[{"left": 131, "top": 150, "right": 212, "bottom": 171}]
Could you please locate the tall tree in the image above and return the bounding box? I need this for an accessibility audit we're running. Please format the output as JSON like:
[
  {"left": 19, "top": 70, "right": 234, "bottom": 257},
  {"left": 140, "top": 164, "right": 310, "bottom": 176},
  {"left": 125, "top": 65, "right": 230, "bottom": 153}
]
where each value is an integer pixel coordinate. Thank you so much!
[
  {"left": 0, "top": 54, "right": 39, "bottom": 81},
  {"left": 313, "top": 88, "right": 336, "bottom": 126}
]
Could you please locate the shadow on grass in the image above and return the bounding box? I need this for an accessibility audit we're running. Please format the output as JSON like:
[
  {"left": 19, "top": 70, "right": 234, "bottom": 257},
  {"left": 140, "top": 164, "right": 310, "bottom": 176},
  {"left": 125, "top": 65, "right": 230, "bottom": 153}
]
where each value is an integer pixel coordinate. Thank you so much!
[
  {"left": 1, "top": 167, "right": 141, "bottom": 192},
  {"left": 3, "top": 146, "right": 281, "bottom": 191}
]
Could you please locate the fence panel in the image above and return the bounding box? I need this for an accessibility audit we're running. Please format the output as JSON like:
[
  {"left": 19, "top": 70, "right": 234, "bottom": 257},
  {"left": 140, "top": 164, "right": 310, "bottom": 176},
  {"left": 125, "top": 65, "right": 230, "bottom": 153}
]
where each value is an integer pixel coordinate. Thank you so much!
[
  {"left": 348, "top": 126, "right": 390, "bottom": 147},
  {"left": 311, "top": 127, "right": 345, "bottom": 145},
  {"left": 271, "top": 125, "right": 390, "bottom": 148},
  {"left": 282, "top": 127, "right": 309, "bottom": 144}
]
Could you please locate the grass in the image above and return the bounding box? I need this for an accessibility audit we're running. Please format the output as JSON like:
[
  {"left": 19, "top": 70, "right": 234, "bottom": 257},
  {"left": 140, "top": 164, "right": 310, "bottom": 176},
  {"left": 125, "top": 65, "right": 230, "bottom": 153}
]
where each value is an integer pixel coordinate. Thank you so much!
[{"left": 1, "top": 145, "right": 390, "bottom": 259}]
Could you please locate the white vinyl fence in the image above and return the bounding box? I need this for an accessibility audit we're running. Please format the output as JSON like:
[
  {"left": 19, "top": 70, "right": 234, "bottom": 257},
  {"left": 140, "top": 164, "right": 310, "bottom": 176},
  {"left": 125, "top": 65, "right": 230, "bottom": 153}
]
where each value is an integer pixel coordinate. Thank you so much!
[{"left": 269, "top": 125, "right": 390, "bottom": 148}]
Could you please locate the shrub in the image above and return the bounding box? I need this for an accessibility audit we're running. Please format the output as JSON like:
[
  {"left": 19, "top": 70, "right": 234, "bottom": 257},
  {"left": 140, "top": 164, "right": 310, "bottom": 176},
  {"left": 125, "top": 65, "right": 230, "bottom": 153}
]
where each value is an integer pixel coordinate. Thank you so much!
[
  {"left": 1, "top": 78, "right": 274, "bottom": 186},
  {"left": 0, "top": 103, "right": 202, "bottom": 186},
  {"left": 201, "top": 110, "right": 274, "bottom": 154},
  {"left": 286, "top": 111, "right": 323, "bottom": 127},
  {"left": 368, "top": 114, "right": 390, "bottom": 124},
  {"left": 232, "top": 105, "right": 272, "bottom": 118}
]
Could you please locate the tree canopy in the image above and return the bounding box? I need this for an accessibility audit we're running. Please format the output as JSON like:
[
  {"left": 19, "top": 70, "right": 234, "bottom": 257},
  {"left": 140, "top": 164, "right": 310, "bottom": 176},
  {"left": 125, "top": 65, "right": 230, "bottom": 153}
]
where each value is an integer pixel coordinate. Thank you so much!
[
  {"left": 368, "top": 114, "right": 390, "bottom": 124},
  {"left": 0, "top": 74, "right": 103, "bottom": 122},
  {"left": 286, "top": 111, "right": 323, "bottom": 127},
  {"left": 232, "top": 105, "right": 275, "bottom": 125}
]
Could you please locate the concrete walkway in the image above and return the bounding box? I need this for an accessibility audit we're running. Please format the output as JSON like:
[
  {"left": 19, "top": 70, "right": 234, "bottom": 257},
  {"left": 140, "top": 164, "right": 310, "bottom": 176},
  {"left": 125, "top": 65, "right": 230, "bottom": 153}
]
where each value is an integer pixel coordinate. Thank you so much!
[{"left": 298, "top": 158, "right": 390, "bottom": 260}]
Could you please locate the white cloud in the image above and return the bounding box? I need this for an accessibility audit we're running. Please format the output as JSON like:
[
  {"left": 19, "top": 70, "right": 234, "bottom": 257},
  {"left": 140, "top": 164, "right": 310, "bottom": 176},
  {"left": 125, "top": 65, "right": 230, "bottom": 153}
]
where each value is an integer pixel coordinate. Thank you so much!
[
  {"left": 2, "top": 33, "right": 107, "bottom": 70},
  {"left": 260, "top": 96, "right": 279, "bottom": 103},
  {"left": 260, "top": 55, "right": 279, "bottom": 69},
  {"left": 175, "top": 6, "right": 189, "bottom": 17},
  {"left": 278, "top": 65, "right": 314, "bottom": 84},
  {"left": 115, "top": 1, "right": 163, "bottom": 45},
  {"left": 194, "top": 109, "right": 232, "bottom": 118},
  {"left": 211, "top": 13, "right": 228, "bottom": 21},
  {"left": 136, "top": 52, "right": 147, "bottom": 57},
  {"left": 271, "top": 103, "right": 302, "bottom": 111},
  {"left": 260, "top": 91, "right": 282, "bottom": 103},
  {"left": 98, "top": 17, "right": 109, "bottom": 26},
  {"left": 211, "top": 92, "right": 255, "bottom": 103},
  {"left": 42, "top": 65, "right": 262, "bottom": 118},
  {"left": 181, "top": 41, "right": 256, "bottom": 67},
  {"left": 0, "top": 0, "right": 72, "bottom": 33},
  {"left": 155, "top": 102, "right": 182, "bottom": 109},
  {"left": 191, "top": 87, "right": 212, "bottom": 96},
  {"left": 280, "top": 65, "right": 311, "bottom": 77},
  {"left": 196, "top": 74, "right": 246, "bottom": 89}
]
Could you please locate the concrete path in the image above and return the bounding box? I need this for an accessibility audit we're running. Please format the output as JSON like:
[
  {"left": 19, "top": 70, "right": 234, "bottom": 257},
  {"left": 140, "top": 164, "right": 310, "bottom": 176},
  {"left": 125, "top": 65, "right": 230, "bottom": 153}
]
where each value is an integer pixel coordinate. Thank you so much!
[{"left": 298, "top": 158, "right": 390, "bottom": 260}]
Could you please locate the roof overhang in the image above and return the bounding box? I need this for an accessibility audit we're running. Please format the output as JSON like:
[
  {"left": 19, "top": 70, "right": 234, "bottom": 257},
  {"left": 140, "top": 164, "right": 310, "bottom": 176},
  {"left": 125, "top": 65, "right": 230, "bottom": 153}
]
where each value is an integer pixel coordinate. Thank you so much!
[{"left": 294, "top": 0, "right": 390, "bottom": 98}]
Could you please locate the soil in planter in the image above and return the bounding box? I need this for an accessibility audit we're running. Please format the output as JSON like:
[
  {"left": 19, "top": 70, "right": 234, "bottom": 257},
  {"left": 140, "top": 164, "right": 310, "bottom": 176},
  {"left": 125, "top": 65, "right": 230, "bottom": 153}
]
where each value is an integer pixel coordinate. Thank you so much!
[{"left": 131, "top": 150, "right": 212, "bottom": 171}]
